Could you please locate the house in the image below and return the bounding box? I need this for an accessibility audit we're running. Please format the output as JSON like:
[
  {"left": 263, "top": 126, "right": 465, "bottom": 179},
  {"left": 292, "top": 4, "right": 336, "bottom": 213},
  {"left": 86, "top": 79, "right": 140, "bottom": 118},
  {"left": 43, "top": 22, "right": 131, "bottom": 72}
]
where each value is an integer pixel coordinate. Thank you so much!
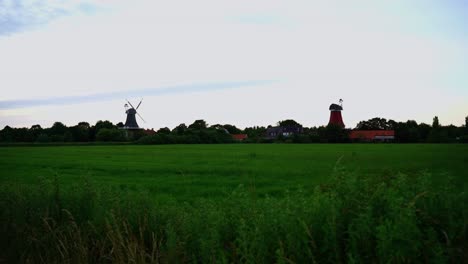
[
  {"left": 349, "top": 130, "right": 395, "bottom": 142},
  {"left": 265, "top": 125, "right": 303, "bottom": 139},
  {"left": 143, "top": 129, "right": 157, "bottom": 136},
  {"left": 232, "top": 134, "right": 248, "bottom": 141}
]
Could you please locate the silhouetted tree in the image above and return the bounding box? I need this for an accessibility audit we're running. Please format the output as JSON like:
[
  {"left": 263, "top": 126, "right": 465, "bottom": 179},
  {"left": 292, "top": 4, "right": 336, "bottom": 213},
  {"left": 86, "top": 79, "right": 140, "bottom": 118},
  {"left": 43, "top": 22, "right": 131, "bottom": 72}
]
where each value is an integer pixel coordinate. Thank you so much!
[
  {"left": 157, "top": 127, "right": 171, "bottom": 134},
  {"left": 418, "top": 123, "right": 431, "bottom": 142},
  {"left": 31, "top": 124, "right": 42, "bottom": 130},
  {"left": 428, "top": 116, "right": 442, "bottom": 143},
  {"left": 222, "top": 124, "right": 242, "bottom": 134},
  {"left": 465, "top": 116, "right": 468, "bottom": 131},
  {"left": 432, "top": 116, "right": 440, "bottom": 128},
  {"left": 188, "top": 120, "right": 207, "bottom": 130},
  {"left": 78, "top": 122, "right": 90, "bottom": 129},
  {"left": 90, "top": 120, "right": 115, "bottom": 141},
  {"left": 395, "top": 120, "right": 420, "bottom": 143},
  {"left": 96, "top": 128, "right": 125, "bottom": 142},
  {"left": 278, "top": 119, "right": 302, "bottom": 127},
  {"left": 50, "top": 122, "right": 67, "bottom": 135},
  {"left": 29, "top": 124, "right": 43, "bottom": 141},
  {"left": 326, "top": 124, "right": 348, "bottom": 143},
  {"left": 36, "top": 134, "right": 50, "bottom": 143},
  {"left": 355, "top": 118, "right": 393, "bottom": 130},
  {"left": 173, "top": 123, "right": 187, "bottom": 135},
  {"left": 244, "top": 126, "right": 267, "bottom": 142},
  {"left": 70, "top": 122, "right": 90, "bottom": 142},
  {"left": 95, "top": 120, "right": 115, "bottom": 131}
]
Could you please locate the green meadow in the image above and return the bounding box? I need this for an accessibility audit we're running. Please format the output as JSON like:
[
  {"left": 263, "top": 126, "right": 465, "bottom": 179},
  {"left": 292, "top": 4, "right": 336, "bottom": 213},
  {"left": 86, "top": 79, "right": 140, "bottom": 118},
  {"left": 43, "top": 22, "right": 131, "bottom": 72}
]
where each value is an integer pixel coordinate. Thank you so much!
[
  {"left": 1, "top": 144, "right": 467, "bottom": 198},
  {"left": 1, "top": 144, "right": 467, "bottom": 263}
]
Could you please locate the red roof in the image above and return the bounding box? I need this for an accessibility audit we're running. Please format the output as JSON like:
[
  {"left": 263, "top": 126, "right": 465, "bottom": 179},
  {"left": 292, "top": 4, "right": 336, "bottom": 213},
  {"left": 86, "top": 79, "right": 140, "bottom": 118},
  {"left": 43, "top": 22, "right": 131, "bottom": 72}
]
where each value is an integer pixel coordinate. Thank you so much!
[
  {"left": 143, "top": 129, "right": 157, "bottom": 135},
  {"left": 232, "top": 134, "right": 248, "bottom": 141},
  {"left": 349, "top": 130, "right": 395, "bottom": 140}
]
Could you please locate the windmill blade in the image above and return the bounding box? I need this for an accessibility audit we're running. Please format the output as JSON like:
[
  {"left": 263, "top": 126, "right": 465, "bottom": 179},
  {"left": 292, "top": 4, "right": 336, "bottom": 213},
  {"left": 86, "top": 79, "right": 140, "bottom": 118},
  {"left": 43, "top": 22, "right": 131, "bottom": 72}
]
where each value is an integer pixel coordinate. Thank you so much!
[
  {"left": 126, "top": 99, "right": 136, "bottom": 109},
  {"left": 136, "top": 99, "right": 143, "bottom": 110},
  {"left": 136, "top": 112, "right": 146, "bottom": 123}
]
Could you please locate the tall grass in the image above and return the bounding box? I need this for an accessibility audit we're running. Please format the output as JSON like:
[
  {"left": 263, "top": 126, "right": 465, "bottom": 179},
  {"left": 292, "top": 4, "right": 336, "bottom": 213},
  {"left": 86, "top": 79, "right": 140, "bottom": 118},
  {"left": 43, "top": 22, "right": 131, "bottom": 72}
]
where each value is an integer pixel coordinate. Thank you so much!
[{"left": 1, "top": 168, "right": 466, "bottom": 263}]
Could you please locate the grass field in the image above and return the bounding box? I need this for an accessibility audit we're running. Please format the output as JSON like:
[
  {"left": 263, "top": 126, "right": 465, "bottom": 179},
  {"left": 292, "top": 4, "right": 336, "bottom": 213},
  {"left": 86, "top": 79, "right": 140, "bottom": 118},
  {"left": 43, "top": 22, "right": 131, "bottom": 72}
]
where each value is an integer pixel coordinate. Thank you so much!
[
  {"left": 1, "top": 144, "right": 467, "bottom": 199},
  {"left": 1, "top": 144, "right": 467, "bottom": 263}
]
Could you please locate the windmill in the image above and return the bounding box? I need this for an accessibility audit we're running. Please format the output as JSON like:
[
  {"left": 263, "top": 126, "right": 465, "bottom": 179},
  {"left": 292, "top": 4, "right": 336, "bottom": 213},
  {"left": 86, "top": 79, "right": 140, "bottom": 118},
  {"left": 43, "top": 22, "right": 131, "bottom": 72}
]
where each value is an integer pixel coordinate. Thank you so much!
[
  {"left": 328, "top": 99, "right": 345, "bottom": 128},
  {"left": 123, "top": 99, "right": 145, "bottom": 129}
]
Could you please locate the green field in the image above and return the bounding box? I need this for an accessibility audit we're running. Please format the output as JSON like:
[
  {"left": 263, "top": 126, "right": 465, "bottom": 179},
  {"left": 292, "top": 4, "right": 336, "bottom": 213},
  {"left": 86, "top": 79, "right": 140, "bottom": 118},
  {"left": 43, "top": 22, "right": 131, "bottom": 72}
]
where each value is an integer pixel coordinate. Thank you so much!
[
  {"left": 1, "top": 144, "right": 467, "bottom": 263},
  {"left": 1, "top": 144, "right": 467, "bottom": 199}
]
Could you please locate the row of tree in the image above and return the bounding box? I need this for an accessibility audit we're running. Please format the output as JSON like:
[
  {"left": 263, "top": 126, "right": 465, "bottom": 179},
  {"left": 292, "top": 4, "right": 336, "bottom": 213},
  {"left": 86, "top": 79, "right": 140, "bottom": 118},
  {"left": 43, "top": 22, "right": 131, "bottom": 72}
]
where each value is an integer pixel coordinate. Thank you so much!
[
  {"left": 1, "top": 116, "right": 467, "bottom": 144},
  {"left": 354, "top": 116, "right": 468, "bottom": 143}
]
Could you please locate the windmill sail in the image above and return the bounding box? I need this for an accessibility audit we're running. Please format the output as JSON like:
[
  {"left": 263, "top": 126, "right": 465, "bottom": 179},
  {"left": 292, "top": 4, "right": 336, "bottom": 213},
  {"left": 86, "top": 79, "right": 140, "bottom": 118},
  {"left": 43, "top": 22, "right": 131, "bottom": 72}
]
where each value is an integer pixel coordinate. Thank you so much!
[{"left": 123, "top": 99, "right": 144, "bottom": 129}]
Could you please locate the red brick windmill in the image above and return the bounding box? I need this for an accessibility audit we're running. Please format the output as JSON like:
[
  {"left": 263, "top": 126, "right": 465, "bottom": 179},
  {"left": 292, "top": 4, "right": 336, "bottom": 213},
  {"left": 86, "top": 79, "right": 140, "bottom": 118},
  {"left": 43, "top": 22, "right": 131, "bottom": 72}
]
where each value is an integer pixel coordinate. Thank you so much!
[{"left": 328, "top": 99, "right": 345, "bottom": 128}]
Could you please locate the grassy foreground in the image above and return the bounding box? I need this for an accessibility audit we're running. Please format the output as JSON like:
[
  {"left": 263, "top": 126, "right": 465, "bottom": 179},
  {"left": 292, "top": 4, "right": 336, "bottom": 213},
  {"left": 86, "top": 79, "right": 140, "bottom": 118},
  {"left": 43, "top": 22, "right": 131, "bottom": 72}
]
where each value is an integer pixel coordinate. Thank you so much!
[
  {"left": 1, "top": 144, "right": 467, "bottom": 199},
  {"left": 1, "top": 144, "right": 467, "bottom": 263}
]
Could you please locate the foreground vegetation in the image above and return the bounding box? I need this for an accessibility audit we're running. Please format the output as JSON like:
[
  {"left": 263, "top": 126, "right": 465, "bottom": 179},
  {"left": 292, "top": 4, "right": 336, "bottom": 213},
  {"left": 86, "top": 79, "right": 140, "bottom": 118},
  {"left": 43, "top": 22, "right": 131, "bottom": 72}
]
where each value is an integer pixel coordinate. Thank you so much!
[
  {"left": 1, "top": 144, "right": 467, "bottom": 263},
  {"left": 1, "top": 168, "right": 466, "bottom": 263}
]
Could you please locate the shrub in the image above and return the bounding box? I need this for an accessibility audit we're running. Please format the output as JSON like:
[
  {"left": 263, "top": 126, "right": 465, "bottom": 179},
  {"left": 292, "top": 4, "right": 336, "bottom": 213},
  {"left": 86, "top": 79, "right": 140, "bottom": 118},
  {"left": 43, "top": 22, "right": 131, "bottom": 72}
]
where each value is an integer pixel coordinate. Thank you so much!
[
  {"left": 1, "top": 170, "right": 466, "bottom": 263},
  {"left": 96, "top": 128, "right": 125, "bottom": 142},
  {"left": 36, "top": 133, "right": 50, "bottom": 143}
]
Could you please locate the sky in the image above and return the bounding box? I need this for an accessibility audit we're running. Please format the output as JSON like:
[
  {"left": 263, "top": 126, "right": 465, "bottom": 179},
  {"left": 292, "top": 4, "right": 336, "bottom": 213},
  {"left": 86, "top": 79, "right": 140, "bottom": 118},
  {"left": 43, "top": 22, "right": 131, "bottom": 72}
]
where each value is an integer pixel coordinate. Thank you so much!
[{"left": 0, "top": 0, "right": 467, "bottom": 130}]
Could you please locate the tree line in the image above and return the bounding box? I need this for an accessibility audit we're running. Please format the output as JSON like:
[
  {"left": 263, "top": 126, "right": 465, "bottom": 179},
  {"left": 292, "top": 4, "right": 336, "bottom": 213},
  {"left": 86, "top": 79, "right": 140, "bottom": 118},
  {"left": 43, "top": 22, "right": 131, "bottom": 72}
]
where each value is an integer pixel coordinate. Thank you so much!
[{"left": 1, "top": 116, "right": 467, "bottom": 144}]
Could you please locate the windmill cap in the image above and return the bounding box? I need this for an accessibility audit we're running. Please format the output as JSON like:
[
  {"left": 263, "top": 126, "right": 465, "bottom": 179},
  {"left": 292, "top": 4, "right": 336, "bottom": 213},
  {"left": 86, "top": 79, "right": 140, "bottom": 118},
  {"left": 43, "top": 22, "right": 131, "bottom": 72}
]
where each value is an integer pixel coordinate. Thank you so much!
[
  {"left": 126, "top": 108, "right": 137, "bottom": 114},
  {"left": 329, "top": 103, "right": 343, "bottom": 111}
]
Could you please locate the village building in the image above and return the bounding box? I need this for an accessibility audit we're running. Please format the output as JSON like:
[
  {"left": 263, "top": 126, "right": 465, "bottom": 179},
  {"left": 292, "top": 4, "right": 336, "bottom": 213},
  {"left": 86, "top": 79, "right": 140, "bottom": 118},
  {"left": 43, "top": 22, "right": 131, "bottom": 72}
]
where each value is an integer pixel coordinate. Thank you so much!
[
  {"left": 232, "top": 134, "right": 248, "bottom": 141},
  {"left": 265, "top": 125, "right": 303, "bottom": 139},
  {"left": 349, "top": 130, "right": 395, "bottom": 142}
]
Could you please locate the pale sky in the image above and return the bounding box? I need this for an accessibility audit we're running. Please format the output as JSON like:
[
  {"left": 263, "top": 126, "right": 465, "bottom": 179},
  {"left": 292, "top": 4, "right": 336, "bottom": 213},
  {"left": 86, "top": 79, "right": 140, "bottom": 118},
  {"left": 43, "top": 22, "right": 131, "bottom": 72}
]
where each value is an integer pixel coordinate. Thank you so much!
[{"left": 1, "top": 0, "right": 467, "bottom": 129}]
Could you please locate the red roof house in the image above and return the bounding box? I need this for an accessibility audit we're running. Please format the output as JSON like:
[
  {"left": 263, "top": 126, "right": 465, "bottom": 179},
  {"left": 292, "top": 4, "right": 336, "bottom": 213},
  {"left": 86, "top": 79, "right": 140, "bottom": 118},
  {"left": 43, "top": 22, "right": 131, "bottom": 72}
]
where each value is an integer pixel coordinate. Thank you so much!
[
  {"left": 143, "top": 129, "right": 157, "bottom": 136},
  {"left": 349, "top": 130, "right": 395, "bottom": 142},
  {"left": 232, "top": 134, "right": 248, "bottom": 141}
]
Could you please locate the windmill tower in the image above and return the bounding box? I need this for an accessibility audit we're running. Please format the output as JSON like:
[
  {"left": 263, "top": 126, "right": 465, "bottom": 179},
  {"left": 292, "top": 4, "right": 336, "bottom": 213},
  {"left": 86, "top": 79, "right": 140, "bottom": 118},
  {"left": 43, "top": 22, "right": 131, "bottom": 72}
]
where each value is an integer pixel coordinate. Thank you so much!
[
  {"left": 123, "top": 99, "right": 145, "bottom": 130},
  {"left": 328, "top": 99, "right": 345, "bottom": 128}
]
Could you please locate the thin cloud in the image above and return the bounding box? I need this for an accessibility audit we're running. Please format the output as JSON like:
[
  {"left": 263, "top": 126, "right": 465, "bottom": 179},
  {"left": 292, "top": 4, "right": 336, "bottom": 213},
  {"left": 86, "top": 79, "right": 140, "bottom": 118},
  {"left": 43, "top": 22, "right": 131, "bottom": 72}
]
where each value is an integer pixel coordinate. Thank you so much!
[
  {"left": 0, "top": 0, "right": 101, "bottom": 35},
  {"left": 0, "top": 80, "right": 276, "bottom": 110}
]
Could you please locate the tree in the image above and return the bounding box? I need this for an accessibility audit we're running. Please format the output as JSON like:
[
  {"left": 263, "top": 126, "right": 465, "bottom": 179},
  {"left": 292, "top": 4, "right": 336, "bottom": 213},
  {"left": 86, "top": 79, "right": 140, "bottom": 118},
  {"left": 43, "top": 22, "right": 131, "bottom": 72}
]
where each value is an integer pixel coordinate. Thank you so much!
[
  {"left": 428, "top": 116, "right": 442, "bottom": 143},
  {"left": 29, "top": 124, "right": 43, "bottom": 141},
  {"left": 355, "top": 118, "right": 393, "bottom": 130},
  {"left": 50, "top": 122, "right": 67, "bottom": 135},
  {"left": 31, "top": 124, "right": 42, "bottom": 130},
  {"left": 95, "top": 120, "right": 115, "bottom": 131},
  {"left": 278, "top": 119, "right": 301, "bottom": 127},
  {"left": 96, "top": 128, "right": 124, "bottom": 142},
  {"left": 222, "top": 124, "right": 242, "bottom": 134},
  {"left": 0, "top": 126, "right": 14, "bottom": 142},
  {"left": 244, "top": 126, "right": 267, "bottom": 142},
  {"left": 395, "top": 120, "right": 421, "bottom": 143},
  {"left": 465, "top": 116, "right": 468, "bottom": 133},
  {"left": 70, "top": 122, "right": 90, "bottom": 142},
  {"left": 157, "top": 127, "right": 171, "bottom": 134},
  {"left": 418, "top": 123, "right": 431, "bottom": 142},
  {"left": 432, "top": 116, "right": 440, "bottom": 128},
  {"left": 188, "top": 120, "right": 207, "bottom": 130},
  {"left": 91, "top": 120, "right": 115, "bottom": 141},
  {"left": 78, "top": 122, "right": 90, "bottom": 129},
  {"left": 36, "top": 134, "right": 50, "bottom": 143},
  {"left": 326, "top": 124, "right": 348, "bottom": 143},
  {"left": 173, "top": 123, "right": 187, "bottom": 135}
]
